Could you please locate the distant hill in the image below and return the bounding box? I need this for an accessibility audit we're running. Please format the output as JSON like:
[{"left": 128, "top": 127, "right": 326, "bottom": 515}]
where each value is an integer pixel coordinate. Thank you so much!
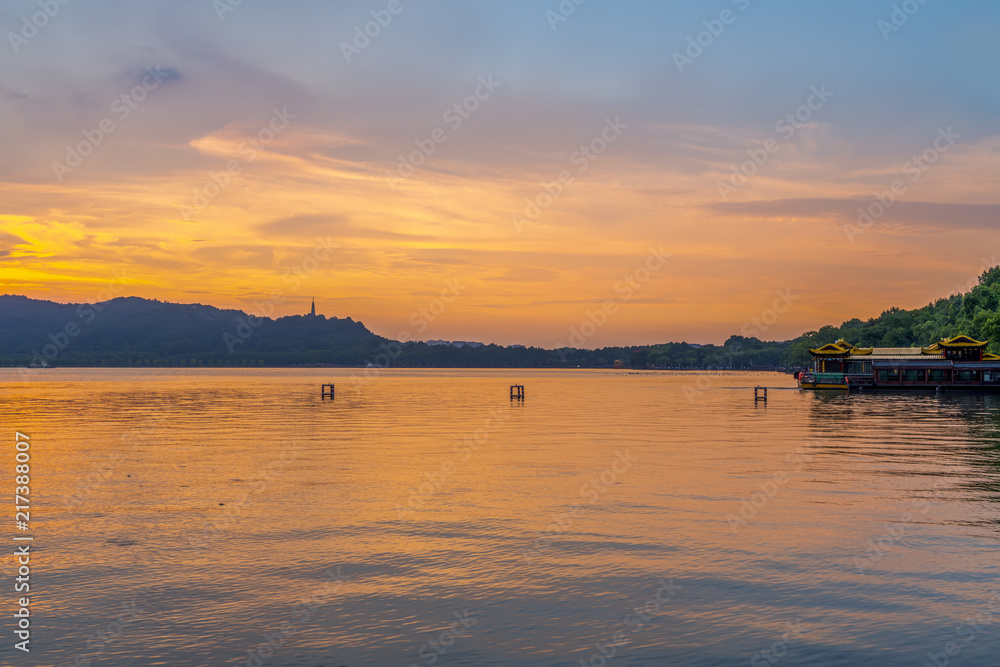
[
  {"left": 0, "top": 295, "right": 630, "bottom": 368},
  {"left": 0, "top": 295, "right": 383, "bottom": 366}
]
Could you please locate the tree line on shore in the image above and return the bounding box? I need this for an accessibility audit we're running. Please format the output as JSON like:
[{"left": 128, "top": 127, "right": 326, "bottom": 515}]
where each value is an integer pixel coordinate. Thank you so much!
[{"left": 636, "top": 266, "right": 1000, "bottom": 368}]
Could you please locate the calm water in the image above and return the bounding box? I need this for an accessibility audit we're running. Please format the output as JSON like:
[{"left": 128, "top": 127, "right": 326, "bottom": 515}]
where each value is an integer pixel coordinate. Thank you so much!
[{"left": 1, "top": 368, "right": 999, "bottom": 666}]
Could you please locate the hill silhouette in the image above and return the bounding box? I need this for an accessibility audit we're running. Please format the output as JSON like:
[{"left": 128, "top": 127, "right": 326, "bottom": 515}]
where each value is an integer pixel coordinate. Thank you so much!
[
  {"left": 0, "top": 295, "right": 381, "bottom": 367},
  {"left": 0, "top": 295, "right": 627, "bottom": 367}
]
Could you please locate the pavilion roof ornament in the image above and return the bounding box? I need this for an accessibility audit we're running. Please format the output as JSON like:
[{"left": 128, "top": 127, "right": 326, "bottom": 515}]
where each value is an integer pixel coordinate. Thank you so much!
[
  {"left": 935, "top": 335, "right": 987, "bottom": 348},
  {"left": 809, "top": 335, "right": 991, "bottom": 358},
  {"left": 807, "top": 341, "right": 853, "bottom": 356},
  {"left": 807, "top": 339, "right": 874, "bottom": 357}
]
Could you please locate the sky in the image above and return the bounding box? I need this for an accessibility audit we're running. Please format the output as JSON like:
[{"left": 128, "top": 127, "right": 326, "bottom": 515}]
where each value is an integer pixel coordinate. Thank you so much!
[{"left": 2, "top": 0, "right": 999, "bottom": 348}]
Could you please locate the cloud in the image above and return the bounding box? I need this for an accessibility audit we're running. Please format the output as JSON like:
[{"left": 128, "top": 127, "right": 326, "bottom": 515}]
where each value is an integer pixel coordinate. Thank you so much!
[
  {"left": 0, "top": 231, "right": 30, "bottom": 247},
  {"left": 483, "top": 268, "right": 560, "bottom": 283},
  {"left": 190, "top": 244, "right": 275, "bottom": 267},
  {"left": 707, "top": 198, "right": 1000, "bottom": 232},
  {"left": 131, "top": 66, "right": 181, "bottom": 85},
  {"left": 255, "top": 214, "right": 436, "bottom": 242},
  {"left": 255, "top": 214, "right": 349, "bottom": 239},
  {"left": 528, "top": 296, "right": 675, "bottom": 305}
]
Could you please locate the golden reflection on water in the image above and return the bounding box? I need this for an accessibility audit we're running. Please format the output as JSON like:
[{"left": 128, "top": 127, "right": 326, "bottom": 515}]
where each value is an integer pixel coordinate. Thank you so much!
[{"left": 1, "top": 368, "right": 998, "bottom": 666}]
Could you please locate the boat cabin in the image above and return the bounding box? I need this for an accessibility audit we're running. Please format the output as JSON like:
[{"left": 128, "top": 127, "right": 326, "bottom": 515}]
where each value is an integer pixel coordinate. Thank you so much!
[{"left": 799, "top": 335, "right": 1000, "bottom": 390}]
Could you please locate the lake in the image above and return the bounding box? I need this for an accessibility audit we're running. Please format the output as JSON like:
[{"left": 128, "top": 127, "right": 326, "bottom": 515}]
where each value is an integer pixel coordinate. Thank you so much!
[{"left": 1, "top": 368, "right": 998, "bottom": 666}]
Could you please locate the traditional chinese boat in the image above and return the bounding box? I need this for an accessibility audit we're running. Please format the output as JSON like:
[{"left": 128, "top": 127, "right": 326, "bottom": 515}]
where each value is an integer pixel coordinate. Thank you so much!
[{"left": 798, "top": 335, "right": 1000, "bottom": 391}]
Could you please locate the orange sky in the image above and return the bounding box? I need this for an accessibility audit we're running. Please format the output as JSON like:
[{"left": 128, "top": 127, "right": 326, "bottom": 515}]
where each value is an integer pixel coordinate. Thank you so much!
[{"left": 3, "top": 2, "right": 999, "bottom": 347}]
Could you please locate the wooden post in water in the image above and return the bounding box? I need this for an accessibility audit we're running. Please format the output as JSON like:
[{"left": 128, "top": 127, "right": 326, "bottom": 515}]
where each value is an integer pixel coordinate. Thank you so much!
[
  {"left": 510, "top": 384, "right": 525, "bottom": 401},
  {"left": 321, "top": 383, "right": 335, "bottom": 400},
  {"left": 754, "top": 386, "right": 767, "bottom": 403}
]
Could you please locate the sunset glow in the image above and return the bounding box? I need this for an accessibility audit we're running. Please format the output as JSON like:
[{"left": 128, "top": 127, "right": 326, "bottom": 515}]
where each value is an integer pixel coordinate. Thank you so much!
[{"left": 3, "top": 1, "right": 999, "bottom": 347}]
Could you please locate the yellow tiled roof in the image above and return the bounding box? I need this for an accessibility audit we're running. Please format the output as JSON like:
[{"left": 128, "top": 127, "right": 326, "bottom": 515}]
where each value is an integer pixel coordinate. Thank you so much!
[
  {"left": 809, "top": 336, "right": 991, "bottom": 357},
  {"left": 936, "top": 335, "right": 988, "bottom": 348}
]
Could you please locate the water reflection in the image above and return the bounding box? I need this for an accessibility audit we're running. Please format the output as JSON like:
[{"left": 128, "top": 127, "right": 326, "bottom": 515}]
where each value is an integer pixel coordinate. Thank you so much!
[{"left": 0, "top": 369, "right": 997, "bottom": 666}]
